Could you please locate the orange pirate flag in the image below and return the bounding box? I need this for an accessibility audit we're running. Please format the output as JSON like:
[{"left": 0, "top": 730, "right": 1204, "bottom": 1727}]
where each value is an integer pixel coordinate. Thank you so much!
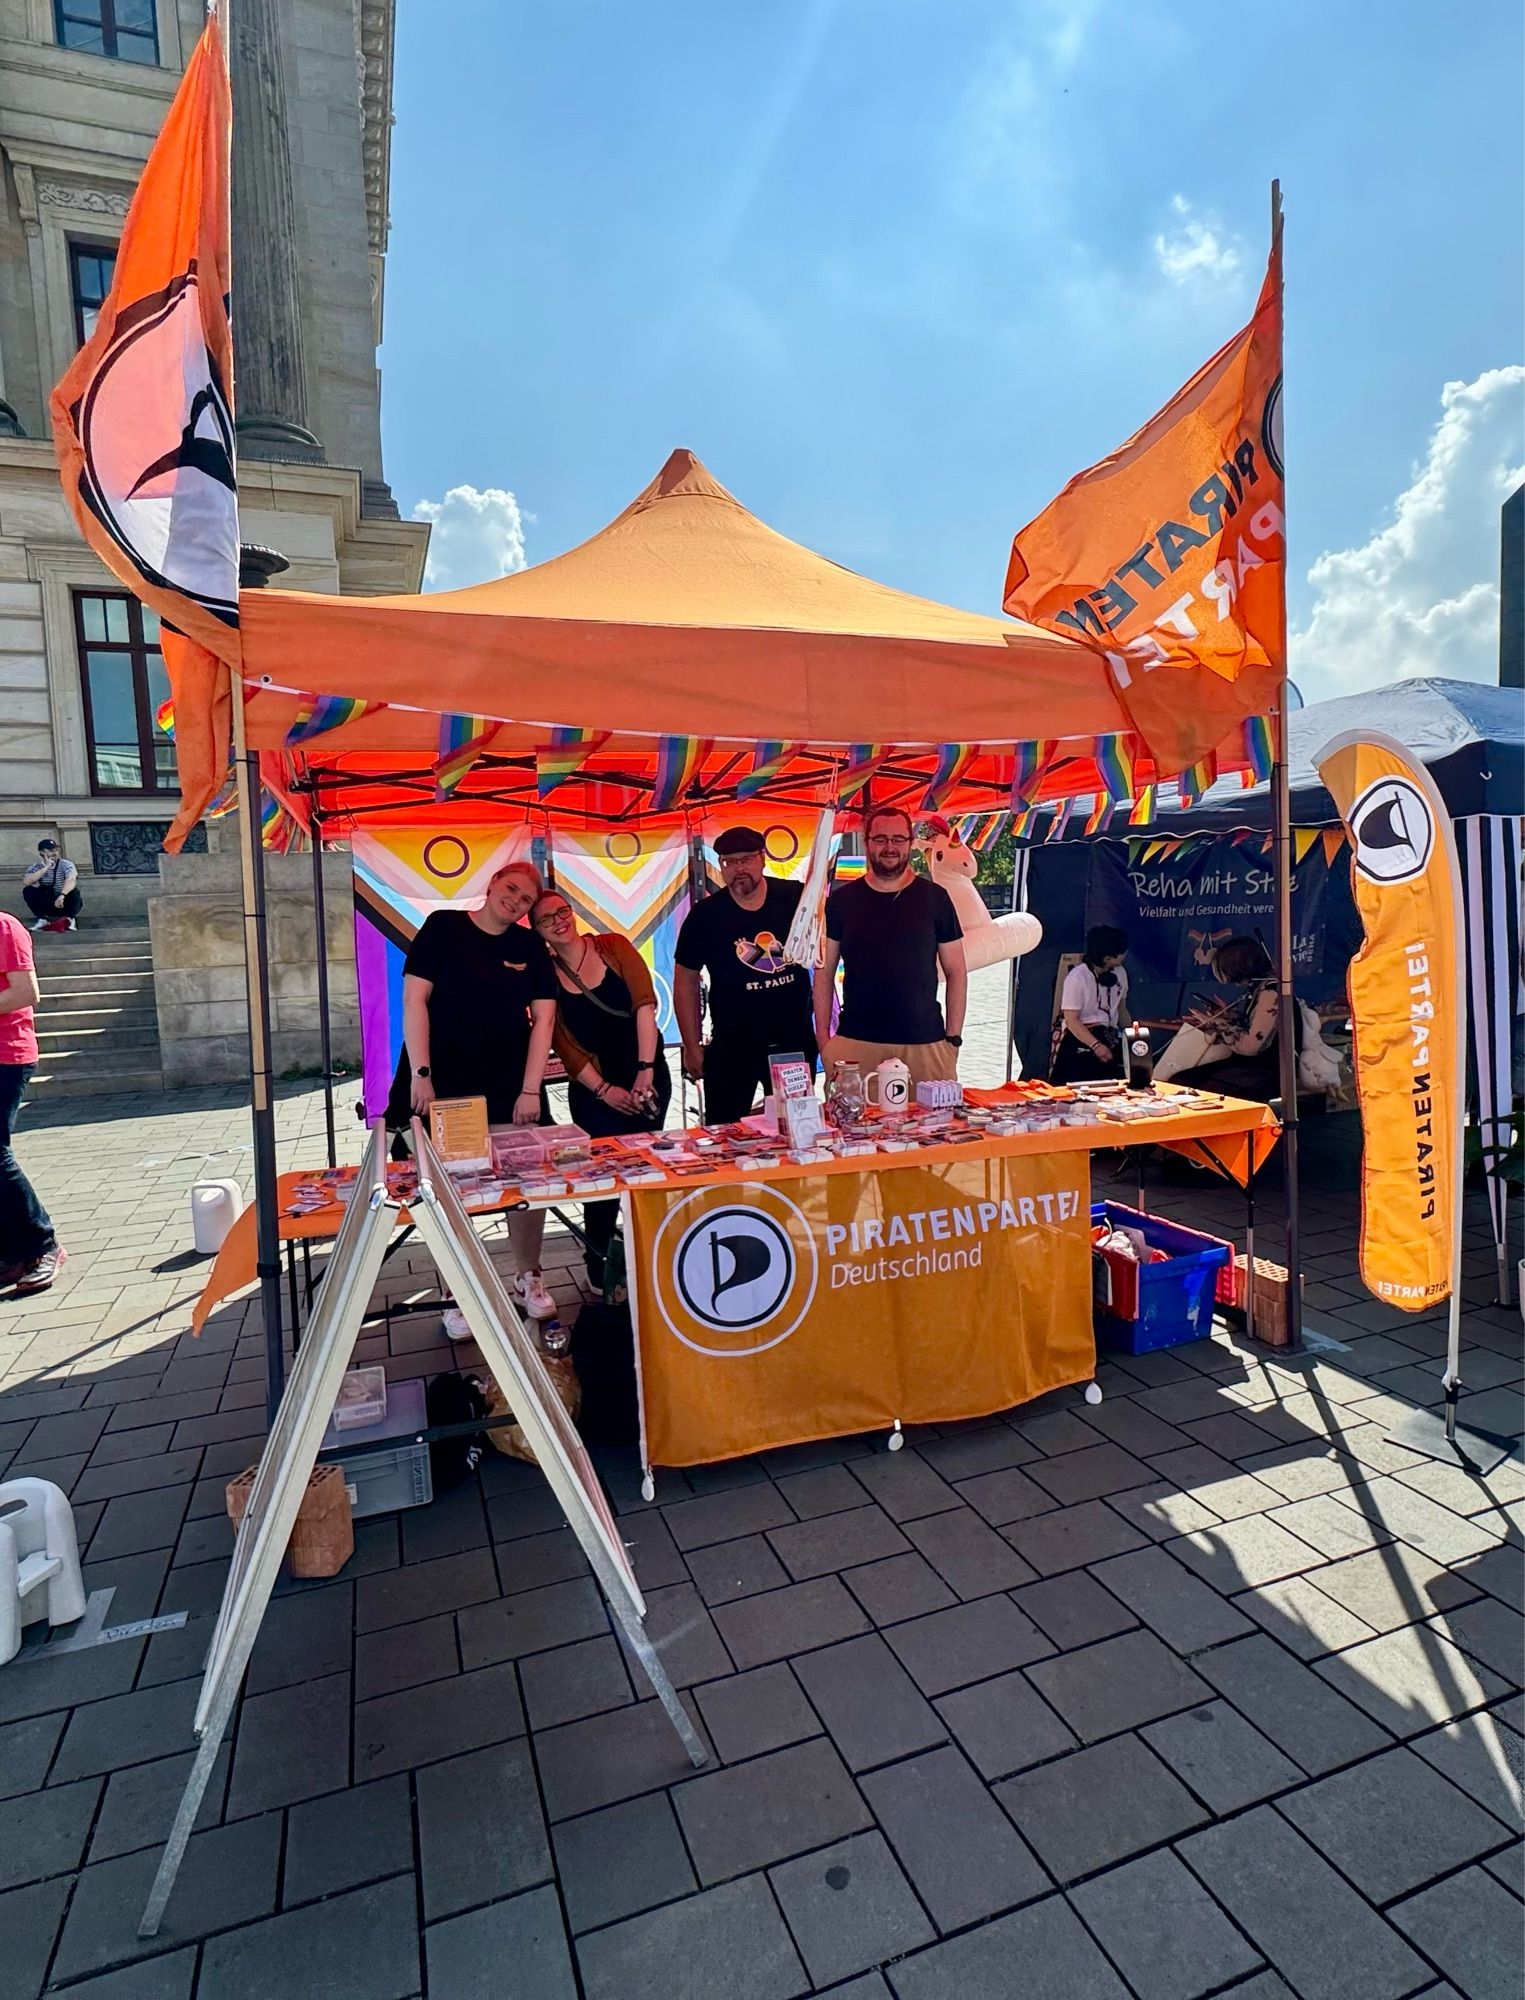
[
  {"left": 1004, "top": 215, "right": 1285, "bottom": 776},
  {"left": 50, "top": 11, "right": 237, "bottom": 852}
]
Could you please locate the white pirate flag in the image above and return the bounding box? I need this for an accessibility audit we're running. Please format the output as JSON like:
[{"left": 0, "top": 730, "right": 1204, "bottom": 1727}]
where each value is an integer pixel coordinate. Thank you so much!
[{"left": 51, "top": 12, "right": 239, "bottom": 846}]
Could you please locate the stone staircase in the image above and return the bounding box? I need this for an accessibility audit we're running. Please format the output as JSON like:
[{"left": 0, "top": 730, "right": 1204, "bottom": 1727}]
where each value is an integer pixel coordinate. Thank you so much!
[{"left": 28, "top": 919, "right": 164, "bottom": 1098}]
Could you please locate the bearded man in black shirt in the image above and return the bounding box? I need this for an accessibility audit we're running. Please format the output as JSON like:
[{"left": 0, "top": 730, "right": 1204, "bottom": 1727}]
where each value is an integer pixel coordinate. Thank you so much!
[
  {"left": 674, "top": 826, "right": 817, "bottom": 1123},
  {"left": 814, "top": 804, "right": 967, "bottom": 1085}
]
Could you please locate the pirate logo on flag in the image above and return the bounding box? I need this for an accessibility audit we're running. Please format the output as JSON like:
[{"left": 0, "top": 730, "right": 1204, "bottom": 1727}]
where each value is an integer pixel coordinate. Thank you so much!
[
  {"left": 50, "top": 11, "right": 240, "bottom": 663},
  {"left": 72, "top": 264, "right": 238, "bottom": 629}
]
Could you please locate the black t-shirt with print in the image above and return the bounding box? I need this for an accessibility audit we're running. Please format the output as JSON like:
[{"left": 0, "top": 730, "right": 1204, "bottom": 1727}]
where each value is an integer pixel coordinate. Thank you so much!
[
  {"left": 390, "top": 909, "right": 557, "bottom": 1120},
  {"left": 674, "top": 879, "right": 814, "bottom": 1050},
  {"left": 824, "top": 874, "right": 962, "bottom": 1044}
]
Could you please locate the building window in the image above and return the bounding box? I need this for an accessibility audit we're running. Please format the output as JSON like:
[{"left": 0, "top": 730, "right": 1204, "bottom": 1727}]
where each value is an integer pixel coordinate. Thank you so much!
[
  {"left": 68, "top": 242, "right": 116, "bottom": 346},
  {"left": 74, "top": 591, "right": 176, "bottom": 795},
  {"left": 55, "top": 0, "right": 158, "bottom": 64}
]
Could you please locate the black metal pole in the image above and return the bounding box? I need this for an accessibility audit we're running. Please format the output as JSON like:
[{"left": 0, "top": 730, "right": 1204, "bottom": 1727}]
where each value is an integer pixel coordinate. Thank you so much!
[
  {"left": 238, "top": 543, "right": 290, "bottom": 1424},
  {"left": 310, "top": 814, "right": 337, "bottom": 1169}
]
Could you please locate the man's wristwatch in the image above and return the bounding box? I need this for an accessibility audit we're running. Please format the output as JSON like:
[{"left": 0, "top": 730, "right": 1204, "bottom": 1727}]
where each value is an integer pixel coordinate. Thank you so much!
[
  {"left": 415, "top": 1065, "right": 431, "bottom": 1078},
  {"left": 945, "top": 1035, "right": 963, "bottom": 1048}
]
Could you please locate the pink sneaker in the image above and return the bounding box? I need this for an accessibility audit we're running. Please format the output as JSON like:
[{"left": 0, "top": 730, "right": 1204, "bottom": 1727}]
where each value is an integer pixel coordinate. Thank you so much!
[{"left": 14, "top": 1244, "right": 66, "bottom": 1294}]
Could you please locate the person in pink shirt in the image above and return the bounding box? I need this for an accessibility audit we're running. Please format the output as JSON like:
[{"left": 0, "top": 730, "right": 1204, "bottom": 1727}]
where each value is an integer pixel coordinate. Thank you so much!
[{"left": 0, "top": 911, "right": 63, "bottom": 1292}]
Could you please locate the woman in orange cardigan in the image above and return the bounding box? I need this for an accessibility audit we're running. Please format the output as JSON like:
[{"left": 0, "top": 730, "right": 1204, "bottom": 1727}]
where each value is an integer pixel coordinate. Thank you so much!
[{"left": 532, "top": 889, "right": 672, "bottom": 1284}]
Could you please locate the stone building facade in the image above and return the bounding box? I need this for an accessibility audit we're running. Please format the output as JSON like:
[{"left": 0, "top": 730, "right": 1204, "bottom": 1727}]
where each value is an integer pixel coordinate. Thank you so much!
[{"left": 0, "top": 0, "right": 427, "bottom": 906}]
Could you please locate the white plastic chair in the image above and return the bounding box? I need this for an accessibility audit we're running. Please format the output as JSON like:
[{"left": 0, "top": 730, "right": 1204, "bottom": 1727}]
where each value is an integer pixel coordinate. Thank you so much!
[{"left": 0, "top": 1478, "right": 87, "bottom": 1665}]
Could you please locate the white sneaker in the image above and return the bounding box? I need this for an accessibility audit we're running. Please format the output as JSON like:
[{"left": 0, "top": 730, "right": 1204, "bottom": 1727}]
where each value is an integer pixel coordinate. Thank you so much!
[
  {"left": 516, "top": 1269, "right": 556, "bottom": 1320},
  {"left": 442, "top": 1307, "right": 473, "bottom": 1341},
  {"left": 65, "top": 918, "right": 77, "bottom": 931},
  {"left": 30, "top": 919, "right": 45, "bottom": 931}
]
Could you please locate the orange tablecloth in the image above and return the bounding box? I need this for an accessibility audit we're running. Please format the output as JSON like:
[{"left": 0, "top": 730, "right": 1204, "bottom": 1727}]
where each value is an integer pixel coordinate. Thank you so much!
[{"left": 191, "top": 1090, "right": 1280, "bottom": 1335}]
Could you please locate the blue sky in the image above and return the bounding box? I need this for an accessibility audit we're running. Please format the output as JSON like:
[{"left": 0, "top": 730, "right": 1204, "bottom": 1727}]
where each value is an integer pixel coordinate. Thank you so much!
[{"left": 382, "top": 0, "right": 1523, "bottom": 704}]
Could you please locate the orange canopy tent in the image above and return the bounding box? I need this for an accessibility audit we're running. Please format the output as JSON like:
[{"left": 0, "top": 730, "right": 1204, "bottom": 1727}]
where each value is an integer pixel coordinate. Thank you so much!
[{"left": 236, "top": 450, "right": 1257, "bottom": 832}]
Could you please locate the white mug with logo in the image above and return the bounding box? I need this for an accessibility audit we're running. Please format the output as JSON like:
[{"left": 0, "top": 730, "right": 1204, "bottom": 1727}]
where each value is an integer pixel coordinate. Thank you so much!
[{"left": 866, "top": 1057, "right": 910, "bottom": 1115}]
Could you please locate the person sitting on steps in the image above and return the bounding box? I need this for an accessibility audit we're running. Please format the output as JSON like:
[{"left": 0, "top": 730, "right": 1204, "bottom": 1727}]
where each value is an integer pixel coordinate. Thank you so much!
[{"left": 22, "top": 841, "right": 82, "bottom": 933}]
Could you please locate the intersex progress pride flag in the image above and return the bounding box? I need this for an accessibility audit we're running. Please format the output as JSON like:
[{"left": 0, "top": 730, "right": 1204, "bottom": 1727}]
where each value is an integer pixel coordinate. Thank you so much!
[
  {"left": 1004, "top": 231, "right": 1285, "bottom": 775},
  {"left": 1316, "top": 733, "right": 1464, "bottom": 1312},
  {"left": 628, "top": 1152, "right": 1094, "bottom": 1466}
]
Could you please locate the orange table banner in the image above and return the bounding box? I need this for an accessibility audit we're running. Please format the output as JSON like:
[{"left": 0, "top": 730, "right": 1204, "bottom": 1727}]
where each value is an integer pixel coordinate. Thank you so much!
[
  {"left": 628, "top": 1150, "right": 1095, "bottom": 1467},
  {"left": 1316, "top": 731, "right": 1465, "bottom": 1312}
]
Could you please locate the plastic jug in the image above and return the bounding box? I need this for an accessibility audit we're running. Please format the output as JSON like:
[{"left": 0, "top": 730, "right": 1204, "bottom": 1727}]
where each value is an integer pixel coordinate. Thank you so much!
[{"left": 190, "top": 1177, "right": 243, "bottom": 1255}]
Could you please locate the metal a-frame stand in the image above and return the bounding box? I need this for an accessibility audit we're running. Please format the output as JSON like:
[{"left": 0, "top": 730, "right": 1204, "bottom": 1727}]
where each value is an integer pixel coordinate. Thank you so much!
[{"left": 139, "top": 1121, "right": 704, "bottom": 1939}]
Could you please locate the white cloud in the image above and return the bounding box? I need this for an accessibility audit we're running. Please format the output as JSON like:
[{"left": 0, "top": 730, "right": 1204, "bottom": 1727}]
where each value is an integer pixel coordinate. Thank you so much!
[
  {"left": 410, "top": 484, "right": 528, "bottom": 591},
  {"left": 1153, "top": 194, "right": 1241, "bottom": 285},
  {"left": 1291, "top": 366, "right": 1524, "bottom": 701}
]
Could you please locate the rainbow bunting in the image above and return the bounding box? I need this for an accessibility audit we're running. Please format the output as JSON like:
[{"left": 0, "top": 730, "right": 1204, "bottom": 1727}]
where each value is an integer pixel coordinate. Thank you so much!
[
  {"left": 154, "top": 697, "right": 175, "bottom": 737},
  {"left": 1083, "top": 793, "right": 1112, "bottom": 838},
  {"left": 1128, "top": 783, "right": 1158, "bottom": 827},
  {"left": 650, "top": 735, "right": 709, "bottom": 813},
  {"left": 534, "top": 724, "right": 607, "bottom": 802},
  {"left": 1177, "top": 751, "right": 1219, "bottom": 809},
  {"left": 205, "top": 768, "right": 238, "bottom": 818},
  {"left": 1009, "top": 738, "right": 1056, "bottom": 809},
  {"left": 433, "top": 714, "right": 499, "bottom": 798},
  {"left": 1093, "top": 732, "right": 1137, "bottom": 803},
  {"left": 737, "top": 741, "right": 798, "bottom": 800},
  {"left": 259, "top": 790, "right": 306, "bottom": 854},
  {"left": 954, "top": 812, "right": 1008, "bottom": 852},
  {"left": 1044, "top": 795, "right": 1075, "bottom": 843},
  {"left": 837, "top": 744, "right": 888, "bottom": 801},
  {"left": 832, "top": 852, "right": 867, "bottom": 883},
  {"left": 1243, "top": 712, "right": 1275, "bottom": 784},
  {"left": 285, "top": 693, "right": 374, "bottom": 745},
  {"left": 921, "top": 743, "right": 980, "bottom": 811},
  {"left": 1008, "top": 802, "right": 1037, "bottom": 841}
]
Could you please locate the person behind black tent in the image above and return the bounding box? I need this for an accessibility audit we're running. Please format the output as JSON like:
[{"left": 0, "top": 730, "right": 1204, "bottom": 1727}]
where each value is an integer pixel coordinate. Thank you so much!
[
  {"left": 386, "top": 858, "right": 558, "bottom": 1319},
  {"left": 673, "top": 825, "right": 816, "bottom": 1123},
  {"left": 533, "top": 889, "right": 671, "bottom": 1286},
  {"left": 1052, "top": 924, "right": 1130, "bottom": 1083},
  {"left": 1155, "top": 934, "right": 1295, "bottom": 1100}
]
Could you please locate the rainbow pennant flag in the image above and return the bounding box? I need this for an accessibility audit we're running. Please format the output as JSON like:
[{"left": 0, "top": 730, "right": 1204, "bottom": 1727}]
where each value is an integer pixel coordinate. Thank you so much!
[
  {"left": 832, "top": 851, "right": 867, "bottom": 883},
  {"left": 837, "top": 744, "right": 888, "bottom": 802},
  {"left": 534, "top": 724, "right": 608, "bottom": 802},
  {"left": 205, "top": 767, "right": 238, "bottom": 818},
  {"left": 1094, "top": 732, "right": 1136, "bottom": 802},
  {"left": 154, "top": 697, "right": 175, "bottom": 738},
  {"left": 1083, "top": 793, "right": 1113, "bottom": 837},
  {"left": 1008, "top": 801, "right": 1037, "bottom": 841},
  {"left": 1128, "top": 783, "right": 1158, "bottom": 827},
  {"left": 737, "top": 741, "right": 798, "bottom": 800},
  {"left": 1177, "top": 751, "right": 1219, "bottom": 809},
  {"left": 921, "top": 743, "right": 980, "bottom": 811},
  {"left": 259, "top": 789, "right": 307, "bottom": 854},
  {"left": 650, "top": 735, "right": 710, "bottom": 813},
  {"left": 953, "top": 813, "right": 1007, "bottom": 852},
  {"left": 285, "top": 693, "right": 374, "bottom": 745},
  {"left": 1009, "top": 738, "right": 1056, "bottom": 809},
  {"left": 1044, "top": 795, "right": 1075, "bottom": 843},
  {"left": 433, "top": 714, "right": 498, "bottom": 798},
  {"left": 1242, "top": 712, "right": 1275, "bottom": 785}
]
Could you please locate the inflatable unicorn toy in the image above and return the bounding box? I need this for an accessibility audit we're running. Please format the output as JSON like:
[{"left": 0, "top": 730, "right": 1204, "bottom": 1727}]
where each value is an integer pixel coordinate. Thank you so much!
[{"left": 917, "top": 816, "right": 1043, "bottom": 972}]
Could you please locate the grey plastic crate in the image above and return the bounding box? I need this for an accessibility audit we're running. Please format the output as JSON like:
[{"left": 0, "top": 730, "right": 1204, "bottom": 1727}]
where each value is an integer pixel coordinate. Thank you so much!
[{"left": 321, "top": 1375, "right": 433, "bottom": 1519}]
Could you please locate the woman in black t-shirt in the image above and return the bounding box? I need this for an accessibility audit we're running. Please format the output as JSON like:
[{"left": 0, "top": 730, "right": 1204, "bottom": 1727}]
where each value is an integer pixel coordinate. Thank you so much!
[{"left": 386, "top": 859, "right": 559, "bottom": 1318}]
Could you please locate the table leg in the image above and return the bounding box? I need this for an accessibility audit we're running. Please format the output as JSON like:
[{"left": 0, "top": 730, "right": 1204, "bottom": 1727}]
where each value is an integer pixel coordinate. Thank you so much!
[{"left": 286, "top": 1243, "right": 301, "bottom": 1356}]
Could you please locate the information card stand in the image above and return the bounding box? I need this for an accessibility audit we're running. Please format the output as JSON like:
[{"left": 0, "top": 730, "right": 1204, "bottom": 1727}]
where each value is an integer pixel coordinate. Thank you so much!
[{"left": 139, "top": 1122, "right": 705, "bottom": 1939}]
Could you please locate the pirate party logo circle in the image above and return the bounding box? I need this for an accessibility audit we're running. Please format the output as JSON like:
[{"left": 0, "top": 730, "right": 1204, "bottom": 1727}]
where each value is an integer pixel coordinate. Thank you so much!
[
  {"left": 75, "top": 268, "right": 238, "bottom": 624},
  {"left": 652, "top": 1185, "right": 818, "bottom": 1356},
  {"left": 1348, "top": 775, "right": 1434, "bottom": 886},
  {"left": 1262, "top": 373, "right": 1285, "bottom": 480}
]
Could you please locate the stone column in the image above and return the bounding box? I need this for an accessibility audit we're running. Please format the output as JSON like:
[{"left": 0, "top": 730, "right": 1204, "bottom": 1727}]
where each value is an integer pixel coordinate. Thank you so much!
[{"left": 229, "top": 0, "right": 323, "bottom": 460}]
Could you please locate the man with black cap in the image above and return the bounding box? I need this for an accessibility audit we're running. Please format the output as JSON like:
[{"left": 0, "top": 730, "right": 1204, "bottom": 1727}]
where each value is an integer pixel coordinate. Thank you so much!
[
  {"left": 674, "top": 827, "right": 816, "bottom": 1123},
  {"left": 22, "top": 840, "right": 81, "bottom": 932}
]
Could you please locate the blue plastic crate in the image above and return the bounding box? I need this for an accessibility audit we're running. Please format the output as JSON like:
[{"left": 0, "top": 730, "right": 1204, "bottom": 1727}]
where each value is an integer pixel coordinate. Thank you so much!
[{"left": 1091, "top": 1202, "right": 1230, "bottom": 1354}]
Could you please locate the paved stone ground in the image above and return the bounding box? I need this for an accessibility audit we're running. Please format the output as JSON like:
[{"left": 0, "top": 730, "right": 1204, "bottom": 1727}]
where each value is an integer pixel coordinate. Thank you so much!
[{"left": 0, "top": 1018, "right": 1521, "bottom": 1999}]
